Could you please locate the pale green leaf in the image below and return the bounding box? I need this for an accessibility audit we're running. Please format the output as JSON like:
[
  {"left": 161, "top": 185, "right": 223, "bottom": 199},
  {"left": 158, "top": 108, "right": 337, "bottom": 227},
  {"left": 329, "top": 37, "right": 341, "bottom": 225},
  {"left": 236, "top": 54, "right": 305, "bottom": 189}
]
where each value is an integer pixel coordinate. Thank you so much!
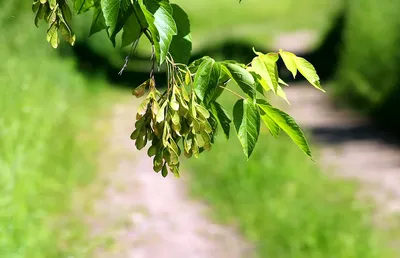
[
  {"left": 279, "top": 50, "right": 297, "bottom": 78},
  {"left": 222, "top": 63, "right": 256, "bottom": 99},
  {"left": 101, "top": 0, "right": 132, "bottom": 46},
  {"left": 257, "top": 99, "right": 312, "bottom": 157},
  {"left": 277, "top": 86, "right": 290, "bottom": 104},
  {"left": 169, "top": 4, "right": 192, "bottom": 64},
  {"left": 139, "top": 0, "right": 177, "bottom": 66},
  {"left": 194, "top": 58, "right": 221, "bottom": 104},
  {"left": 251, "top": 53, "right": 279, "bottom": 93},
  {"left": 259, "top": 109, "right": 280, "bottom": 138},
  {"left": 293, "top": 56, "right": 325, "bottom": 92},
  {"left": 278, "top": 78, "right": 289, "bottom": 86},
  {"left": 233, "top": 99, "right": 260, "bottom": 158},
  {"left": 210, "top": 101, "right": 231, "bottom": 139}
]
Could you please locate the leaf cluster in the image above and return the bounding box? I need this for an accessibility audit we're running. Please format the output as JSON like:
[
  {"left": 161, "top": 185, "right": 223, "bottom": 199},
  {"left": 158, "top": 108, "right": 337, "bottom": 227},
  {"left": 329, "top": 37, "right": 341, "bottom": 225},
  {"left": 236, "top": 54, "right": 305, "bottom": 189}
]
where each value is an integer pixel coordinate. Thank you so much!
[{"left": 31, "top": 0, "right": 325, "bottom": 177}]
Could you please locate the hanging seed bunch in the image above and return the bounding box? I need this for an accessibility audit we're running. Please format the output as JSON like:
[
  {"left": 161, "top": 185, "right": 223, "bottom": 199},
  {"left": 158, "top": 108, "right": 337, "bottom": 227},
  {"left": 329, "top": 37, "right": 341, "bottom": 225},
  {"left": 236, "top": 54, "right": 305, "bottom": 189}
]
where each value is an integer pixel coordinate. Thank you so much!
[
  {"left": 32, "top": 0, "right": 75, "bottom": 48},
  {"left": 131, "top": 64, "right": 216, "bottom": 178}
]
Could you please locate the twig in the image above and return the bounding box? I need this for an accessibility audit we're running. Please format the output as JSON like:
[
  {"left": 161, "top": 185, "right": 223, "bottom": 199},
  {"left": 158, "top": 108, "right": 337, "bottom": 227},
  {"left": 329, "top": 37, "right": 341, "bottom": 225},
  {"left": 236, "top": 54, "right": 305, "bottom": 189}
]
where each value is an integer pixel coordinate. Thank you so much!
[
  {"left": 219, "top": 85, "right": 245, "bottom": 99},
  {"left": 118, "top": 32, "right": 141, "bottom": 75}
]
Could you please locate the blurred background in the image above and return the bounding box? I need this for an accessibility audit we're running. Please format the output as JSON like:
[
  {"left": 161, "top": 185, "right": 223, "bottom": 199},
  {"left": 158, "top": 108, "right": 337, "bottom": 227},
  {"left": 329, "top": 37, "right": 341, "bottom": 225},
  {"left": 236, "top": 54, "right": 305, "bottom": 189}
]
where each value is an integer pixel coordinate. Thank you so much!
[{"left": 2, "top": 0, "right": 400, "bottom": 257}]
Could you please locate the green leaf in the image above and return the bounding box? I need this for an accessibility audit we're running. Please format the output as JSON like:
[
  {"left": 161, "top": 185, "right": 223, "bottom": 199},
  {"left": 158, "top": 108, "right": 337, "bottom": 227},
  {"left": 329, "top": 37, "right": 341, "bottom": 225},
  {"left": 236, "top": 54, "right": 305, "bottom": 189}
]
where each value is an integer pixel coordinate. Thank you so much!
[
  {"left": 101, "top": 0, "right": 132, "bottom": 46},
  {"left": 259, "top": 109, "right": 280, "bottom": 138},
  {"left": 277, "top": 85, "right": 290, "bottom": 104},
  {"left": 46, "top": 23, "right": 59, "bottom": 48},
  {"left": 222, "top": 63, "right": 256, "bottom": 99},
  {"left": 74, "top": 0, "right": 95, "bottom": 14},
  {"left": 169, "top": 4, "right": 192, "bottom": 64},
  {"left": 194, "top": 58, "right": 221, "bottom": 104},
  {"left": 211, "top": 67, "right": 231, "bottom": 101},
  {"left": 279, "top": 50, "right": 324, "bottom": 92},
  {"left": 139, "top": 0, "right": 177, "bottom": 66},
  {"left": 189, "top": 56, "right": 211, "bottom": 73},
  {"left": 90, "top": 5, "right": 107, "bottom": 36},
  {"left": 121, "top": 13, "right": 142, "bottom": 47},
  {"left": 233, "top": 99, "right": 260, "bottom": 158},
  {"left": 278, "top": 78, "right": 289, "bottom": 86},
  {"left": 256, "top": 99, "right": 312, "bottom": 157},
  {"left": 251, "top": 53, "right": 279, "bottom": 93},
  {"left": 210, "top": 101, "right": 231, "bottom": 139},
  {"left": 279, "top": 50, "right": 297, "bottom": 78},
  {"left": 293, "top": 56, "right": 325, "bottom": 92}
]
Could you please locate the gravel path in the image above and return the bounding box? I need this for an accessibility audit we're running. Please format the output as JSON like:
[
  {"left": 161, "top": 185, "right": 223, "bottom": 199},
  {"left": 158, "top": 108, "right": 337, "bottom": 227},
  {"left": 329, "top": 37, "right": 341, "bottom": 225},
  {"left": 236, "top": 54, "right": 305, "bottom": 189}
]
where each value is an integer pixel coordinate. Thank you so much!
[{"left": 88, "top": 97, "right": 253, "bottom": 258}]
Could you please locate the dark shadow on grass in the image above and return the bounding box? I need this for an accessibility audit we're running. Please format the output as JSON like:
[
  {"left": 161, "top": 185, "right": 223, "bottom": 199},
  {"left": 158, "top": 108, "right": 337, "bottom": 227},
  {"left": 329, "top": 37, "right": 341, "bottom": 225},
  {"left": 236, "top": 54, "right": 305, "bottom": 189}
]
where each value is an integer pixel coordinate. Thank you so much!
[{"left": 62, "top": 8, "right": 345, "bottom": 88}]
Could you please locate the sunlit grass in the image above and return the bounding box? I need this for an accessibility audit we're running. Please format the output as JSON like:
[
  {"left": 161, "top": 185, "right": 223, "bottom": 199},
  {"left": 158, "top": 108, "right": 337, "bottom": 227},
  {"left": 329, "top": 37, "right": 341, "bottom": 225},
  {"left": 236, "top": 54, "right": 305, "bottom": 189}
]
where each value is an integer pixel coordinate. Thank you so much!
[{"left": 0, "top": 4, "right": 109, "bottom": 257}]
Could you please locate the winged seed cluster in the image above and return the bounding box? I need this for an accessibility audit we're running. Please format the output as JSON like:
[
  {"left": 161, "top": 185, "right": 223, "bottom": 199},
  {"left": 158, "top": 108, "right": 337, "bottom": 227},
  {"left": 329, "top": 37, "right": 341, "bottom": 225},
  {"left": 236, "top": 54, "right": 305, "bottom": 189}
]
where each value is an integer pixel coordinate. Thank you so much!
[
  {"left": 131, "top": 74, "right": 216, "bottom": 178},
  {"left": 32, "top": 0, "right": 325, "bottom": 178}
]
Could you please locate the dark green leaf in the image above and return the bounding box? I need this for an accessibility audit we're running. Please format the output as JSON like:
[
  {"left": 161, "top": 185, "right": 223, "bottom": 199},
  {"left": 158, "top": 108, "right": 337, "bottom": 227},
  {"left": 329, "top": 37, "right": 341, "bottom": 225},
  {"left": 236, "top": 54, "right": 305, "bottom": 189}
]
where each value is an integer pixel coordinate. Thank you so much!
[
  {"left": 188, "top": 56, "right": 211, "bottom": 73},
  {"left": 74, "top": 0, "right": 95, "bottom": 14},
  {"left": 169, "top": 4, "right": 192, "bottom": 64},
  {"left": 233, "top": 99, "right": 260, "bottom": 158},
  {"left": 139, "top": 0, "right": 177, "bottom": 65},
  {"left": 256, "top": 99, "right": 312, "bottom": 157},
  {"left": 121, "top": 13, "right": 142, "bottom": 47},
  {"left": 90, "top": 5, "right": 108, "bottom": 36},
  {"left": 101, "top": 0, "right": 133, "bottom": 46},
  {"left": 194, "top": 58, "right": 221, "bottom": 105},
  {"left": 210, "top": 101, "right": 231, "bottom": 139},
  {"left": 222, "top": 63, "right": 256, "bottom": 99},
  {"left": 211, "top": 67, "right": 231, "bottom": 101}
]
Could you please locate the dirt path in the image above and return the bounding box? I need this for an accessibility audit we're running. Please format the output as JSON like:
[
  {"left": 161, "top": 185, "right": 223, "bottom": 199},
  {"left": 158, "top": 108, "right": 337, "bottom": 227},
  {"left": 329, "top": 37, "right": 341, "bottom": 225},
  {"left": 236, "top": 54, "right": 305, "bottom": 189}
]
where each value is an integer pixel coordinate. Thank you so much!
[
  {"left": 87, "top": 96, "right": 253, "bottom": 258},
  {"left": 273, "top": 31, "right": 400, "bottom": 216},
  {"left": 284, "top": 85, "right": 400, "bottom": 214}
]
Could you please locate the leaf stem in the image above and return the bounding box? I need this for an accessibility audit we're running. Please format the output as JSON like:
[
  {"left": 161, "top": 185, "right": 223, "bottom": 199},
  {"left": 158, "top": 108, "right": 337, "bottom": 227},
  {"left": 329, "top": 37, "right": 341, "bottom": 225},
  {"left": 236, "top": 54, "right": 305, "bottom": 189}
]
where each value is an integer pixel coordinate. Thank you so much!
[{"left": 219, "top": 86, "right": 245, "bottom": 100}]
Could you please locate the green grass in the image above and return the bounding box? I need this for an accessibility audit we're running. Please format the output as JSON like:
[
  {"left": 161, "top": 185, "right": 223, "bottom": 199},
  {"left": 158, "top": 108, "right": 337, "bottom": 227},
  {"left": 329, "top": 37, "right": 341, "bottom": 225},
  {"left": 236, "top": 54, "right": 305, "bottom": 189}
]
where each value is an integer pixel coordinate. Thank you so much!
[
  {"left": 0, "top": 3, "right": 110, "bottom": 257},
  {"left": 185, "top": 94, "right": 395, "bottom": 258}
]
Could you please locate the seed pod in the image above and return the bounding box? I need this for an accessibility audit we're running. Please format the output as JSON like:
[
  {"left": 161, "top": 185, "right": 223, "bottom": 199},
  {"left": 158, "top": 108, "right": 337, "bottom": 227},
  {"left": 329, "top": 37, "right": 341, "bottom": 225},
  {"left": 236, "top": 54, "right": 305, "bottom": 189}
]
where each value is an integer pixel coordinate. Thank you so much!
[
  {"left": 146, "top": 127, "right": 154, "bottom": 141},
  {"left": 156, "top": 101, "right": 167, "bottom": 123},
  {"left": 185, "top": 71, "right": 191, "bottom": 86},
  {"left": 132, "top": 79, "right": 149, "bottom": 98},
  {"left": 169, "top": 164, "right": 180, "bottom": 178},
  {"left": 135, "top": 135, "right": 147, "bottom": 150},
  {"left": 153, "top": 150, "right": 164, "bottom": 172},
  {"left": 130, "top": 129, "right": 140, "bottom": 140},
  {"left": 135, "top": 117, "right": 146, "bottom": 129},
  {"left": 180, "top": 119, "right": 190, "bottom": 135},
  {"left": 170, "top": 93, "right": 180, "bottom": 111},
  {"left": 147, "top": 144, "right": 158, "bottom": 157},
  {"left": 161, "top": 163, "right": 168, "bottom": 178},
  {"left": 181, "top": 85, "right": 190, "bottom": 102},
  {"left": 195, "top": 104, "right": 210, "bottom": 119},
  {"left": 154, "top": 121, "right": 164, "bottom": 138},
  {"left": 171, "top": 111, "right": 180, "bottom": 125},
  {"left": 184, "top": 135, "right": 193, "bottom": 153},
  {"left": 184, "top": 149, "right": 193, "bottom": 158},
  {"left": 151, "top": 99, "right": 160, "bottom": 116},
  {"left": 137, "top": 98, "right": 150, "bottom": 116},
  {"left": 195, "top": 133, "right": 205, "bottom": 148},
  {"left": 192, "top": 141, "right": 199, "bottom": 158},
  {"left": 171, "top": 122, "right": 181, "bottom": 136}
]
